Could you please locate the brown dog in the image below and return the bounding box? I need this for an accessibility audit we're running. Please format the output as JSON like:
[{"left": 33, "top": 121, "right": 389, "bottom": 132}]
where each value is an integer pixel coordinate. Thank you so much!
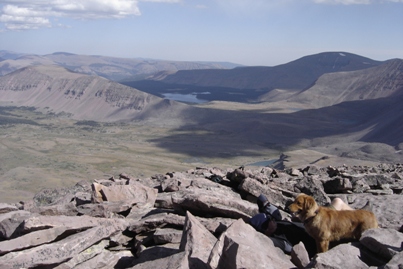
[{"left": 288, "top": 193, "right": 378, "bottom": 253}]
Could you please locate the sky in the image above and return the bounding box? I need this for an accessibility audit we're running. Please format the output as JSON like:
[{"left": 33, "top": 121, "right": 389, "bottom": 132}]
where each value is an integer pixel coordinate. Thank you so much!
[{"left": 0, "top": 0, "right": 403, "bottom": 66}]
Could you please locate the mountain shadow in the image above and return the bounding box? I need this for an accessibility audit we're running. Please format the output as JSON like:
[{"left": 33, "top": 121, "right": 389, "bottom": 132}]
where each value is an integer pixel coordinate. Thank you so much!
[{"left": 148, "top": 95, "right": 403, "bottom": 162}]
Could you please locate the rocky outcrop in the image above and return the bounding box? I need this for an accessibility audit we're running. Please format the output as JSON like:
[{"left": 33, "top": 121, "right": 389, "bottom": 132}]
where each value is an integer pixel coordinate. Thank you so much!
[{"left": 0, "top": 164, "right": 402, "bottom": 268}]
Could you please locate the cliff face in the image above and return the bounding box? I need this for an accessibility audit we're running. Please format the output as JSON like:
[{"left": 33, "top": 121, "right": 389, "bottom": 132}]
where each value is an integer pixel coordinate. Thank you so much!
[
  {"left": 0, "top": 164, "right": 402, "bottom": 268},
  {"left": 0, "top": 65, "right": 188, "bottom": 122}
]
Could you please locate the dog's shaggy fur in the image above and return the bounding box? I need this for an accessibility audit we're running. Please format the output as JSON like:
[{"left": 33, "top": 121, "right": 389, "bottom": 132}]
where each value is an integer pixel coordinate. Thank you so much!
[{"left": 288, "top": 193, "right": 378, "bottom": 253}]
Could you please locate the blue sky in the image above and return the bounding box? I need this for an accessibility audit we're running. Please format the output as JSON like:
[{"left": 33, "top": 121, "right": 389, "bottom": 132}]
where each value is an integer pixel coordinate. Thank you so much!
[{"left": 0, "top": 0, "right": 402, "bottom": 66}]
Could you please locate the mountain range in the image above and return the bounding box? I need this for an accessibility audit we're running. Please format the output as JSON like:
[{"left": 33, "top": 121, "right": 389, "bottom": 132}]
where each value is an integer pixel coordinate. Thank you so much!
[
  {"left": 0, "top": 50, "right": 240, "bottom": 81},
  {"left": 0, "top": 50, "right": 402, "bottom": 165}
]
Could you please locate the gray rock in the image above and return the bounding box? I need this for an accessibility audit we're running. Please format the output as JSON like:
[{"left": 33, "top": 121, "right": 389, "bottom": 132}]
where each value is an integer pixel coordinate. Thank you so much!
[
  {"left": 380, "top": 251, "right": 403, "bottom": 269},
  {"left": 207, "top": 218, "right": 294, "bottom": 269},
  {"left": 351, "top": 177, "right": 371, "bottom": 193},
  {"left": 238, "top": 177, "right": 289, "bottom": 206},
  {"left": 0, "top": 227, "right": 67, "bottom": 255},
  {"left": 171, "top": 188, "right": 255, "bottom": 221},
  {"left": 75, "top": 191, "right": 92, "bottom": 206},
  {"left": 96, "top": 182, "right": 158, "bottom": 208},
  {"left": 179, "top": 211, "right": 217, "bottom": 268},
  {"left": 302, "top": 165, "right": 321, "bottom": 176},
  {"left": 307, "top": 243, "right": 369, "bottom": 269},
  {"left": 128, "top": 244, "right": 183, "bottom": 269},
  {"left": 72, "top": 250, "right": 118, "bottom": 269},
  {"left": 294, "top": 177, "right": 331, "bottom": 205},
  {"left": 0, "top": 224, "right": 120, "bottom": 268},
  {"left": 291, "top": 241, "right": 310, "bottom": 269},
  {"left": 0, "top": 204, "right": 18, "bottom": 214},
  {"left": 323, "top": 176, "right": 352, "bottom": 194},
  {"left": 128, "top": 213, "right": 185, "bottom": 234},
  {"left": 34, "top": 202, "right": 78, "bottom": 216},
  {"left": 77, "top": 201, "right": 133, "bottom": 218},
  {"left": 22, "top": 214, "right": 130, "bottom": 233},
  {"left": 161, "top": 178, "right": 181, "bottom": 192},
  {"left": 0, "top": 210, "right": 31, "bottom": 239},
  {"left": 54, "top": 239, "right": 110, "bottom": 268},
  {"left": 360, "top": 228, "right": 403, "bottom": 261},
  {"left": 154, "top": 228, "right": 183, "bottom": 244},
  {"left": 349, "top": 194, "right": 403, "bottom": 229}
]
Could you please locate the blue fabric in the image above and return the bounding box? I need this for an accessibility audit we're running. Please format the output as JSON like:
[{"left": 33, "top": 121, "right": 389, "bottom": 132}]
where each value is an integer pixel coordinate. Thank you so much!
[
  {"left": 263, "top": 204, "right": 282, "bottom": 221},
  {"left": 249, "top": 213, "right": 269, "bottom": 233}
]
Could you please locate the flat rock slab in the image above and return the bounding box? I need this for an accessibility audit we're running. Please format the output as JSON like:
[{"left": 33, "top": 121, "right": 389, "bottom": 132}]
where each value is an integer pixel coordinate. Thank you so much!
[
  {"left": 0, "top": 227, "right": 67, "bottom": 255},
  {"left": 23, "top": 214, "right": 130, "bottom": 232},
  {"left": 0, "top": 224, "right": 120, "bottom": 268}
]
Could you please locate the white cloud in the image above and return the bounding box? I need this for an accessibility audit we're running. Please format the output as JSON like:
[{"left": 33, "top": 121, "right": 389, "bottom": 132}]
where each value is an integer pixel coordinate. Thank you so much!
[{"left": 0, "top": 0, "right": 180, "bottom": 31}]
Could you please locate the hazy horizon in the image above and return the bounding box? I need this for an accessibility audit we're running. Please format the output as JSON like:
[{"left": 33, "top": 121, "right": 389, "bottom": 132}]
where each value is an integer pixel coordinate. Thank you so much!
[{"left": 1, "top": 0, "right": 403, "bottom": 66}]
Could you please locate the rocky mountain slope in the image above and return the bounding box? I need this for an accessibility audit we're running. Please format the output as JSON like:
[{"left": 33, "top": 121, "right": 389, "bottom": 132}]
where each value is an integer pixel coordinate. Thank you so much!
[
  {"left": 1, "top": 63, "right": 402, "bottom": 158},
  {"left": 0, "top": 51, "right": 239, "bottom": 81},
  {"left": 0, "top": 65, "right": 188, "bottom": 123},
  {"left": 0, "top": 164, "right": 402, "bottom": 268},
  {"left": 151, "top": 52, "right": 382, "bottom": 90},
  {"left": 286, "top": 59, "right": 403, "bottom": 108}
]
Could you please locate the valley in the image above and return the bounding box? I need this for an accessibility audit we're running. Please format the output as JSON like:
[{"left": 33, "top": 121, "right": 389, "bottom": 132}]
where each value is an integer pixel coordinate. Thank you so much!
[
  {"left": 0, "top": 107, "right": 279, "bottom": 202},
  {"left": 0, "top": 50, "right": 402, "bottom": 203}
]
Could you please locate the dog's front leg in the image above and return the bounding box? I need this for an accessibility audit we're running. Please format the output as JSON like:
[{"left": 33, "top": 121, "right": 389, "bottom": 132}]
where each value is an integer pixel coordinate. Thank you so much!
[{"left": 317, "top": 240, "right": 329, "bottom": 253}]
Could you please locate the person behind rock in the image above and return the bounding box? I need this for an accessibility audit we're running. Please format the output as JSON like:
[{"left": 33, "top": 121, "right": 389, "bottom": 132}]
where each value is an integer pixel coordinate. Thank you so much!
[{"left": 249, "top": 194, "right": 355, "bottom": 258}]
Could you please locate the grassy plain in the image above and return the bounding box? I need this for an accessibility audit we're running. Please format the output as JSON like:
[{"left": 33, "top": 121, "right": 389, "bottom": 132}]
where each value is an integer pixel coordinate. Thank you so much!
[
  {"left": 0, "top": 106, "right": 280, "bottom": 203},
  {"left": 1, "top": 104, "right": 400, "bottom": 203}
]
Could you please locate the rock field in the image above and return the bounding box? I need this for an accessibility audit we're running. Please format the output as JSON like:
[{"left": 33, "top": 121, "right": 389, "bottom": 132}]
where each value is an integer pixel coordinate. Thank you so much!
[{"left": 0, "top": 163, "right": 402, "bottom": 268}]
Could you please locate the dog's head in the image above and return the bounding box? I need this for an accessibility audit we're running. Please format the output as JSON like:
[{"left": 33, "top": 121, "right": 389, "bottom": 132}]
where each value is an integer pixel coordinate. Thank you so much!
[{"left": 288, "top": 194, "right": 319, "bottom": 221}]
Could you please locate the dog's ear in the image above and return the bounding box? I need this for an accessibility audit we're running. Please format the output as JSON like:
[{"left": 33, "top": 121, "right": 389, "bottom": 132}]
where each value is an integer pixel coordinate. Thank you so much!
[{"left": 303, "top": 195, "right": 316, "bottom": 211}]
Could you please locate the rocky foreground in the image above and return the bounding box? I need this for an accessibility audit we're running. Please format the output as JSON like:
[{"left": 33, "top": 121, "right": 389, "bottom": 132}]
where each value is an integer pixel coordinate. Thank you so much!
[{"left": 1, "top": 164, "right": 403, "bottom": 269}]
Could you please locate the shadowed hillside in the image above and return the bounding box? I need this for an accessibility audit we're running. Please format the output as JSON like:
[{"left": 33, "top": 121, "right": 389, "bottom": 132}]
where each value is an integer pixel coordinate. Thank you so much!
[
  {"left": 146, "top": 94, "right": 403, "bottom": 165},
  {"left": 287, "top": 59, "right": 403, "bottom": 107},
  {"left": 152, "top": 52, "right": 382, "bottom": 91}
]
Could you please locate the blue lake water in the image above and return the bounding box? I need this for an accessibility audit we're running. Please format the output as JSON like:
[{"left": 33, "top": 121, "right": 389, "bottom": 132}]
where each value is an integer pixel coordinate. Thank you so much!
[{"left": 162, "top": 92, "right": 210, "bottom": 104}]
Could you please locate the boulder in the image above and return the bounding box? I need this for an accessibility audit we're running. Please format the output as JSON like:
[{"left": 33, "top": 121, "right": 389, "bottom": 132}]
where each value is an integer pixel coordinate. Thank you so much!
[
  {"left": 179, "top": 211, "right": 217, "bottom": 267},
  {"left": 348, "top": 194, "right": 403, "bottom": 230},
  {"left": 94, "top": 182, "right": 158, "bottom": 208},
  {"left": 238, "top": 177, "right": 290, "bottom": 206},
  {"left": 0, "top": 210, "right": 31, "bottom": 239},
  {"left": 291, "top": 241, "right": 310, "bottom": 269},
  {"left": 154, "top": 228, "right": 183, "bottom": 244},
  {"left": 171, "top": 188, "right": 255, "bottom": 221},
  {"left": 294, "top": 177, "right": 331, "bottom": 205},
  {"left": 207, "top": 218, "right": 295, "bottom": 269},
  {"left": 307, "top": 243, "right": 370, "bottom": 269},
  {"left": 360, "top": 228, "right": 403, "bottom": 261},
  {"left": 323, "top": 176, "right": 352, "bottom": 194}
]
